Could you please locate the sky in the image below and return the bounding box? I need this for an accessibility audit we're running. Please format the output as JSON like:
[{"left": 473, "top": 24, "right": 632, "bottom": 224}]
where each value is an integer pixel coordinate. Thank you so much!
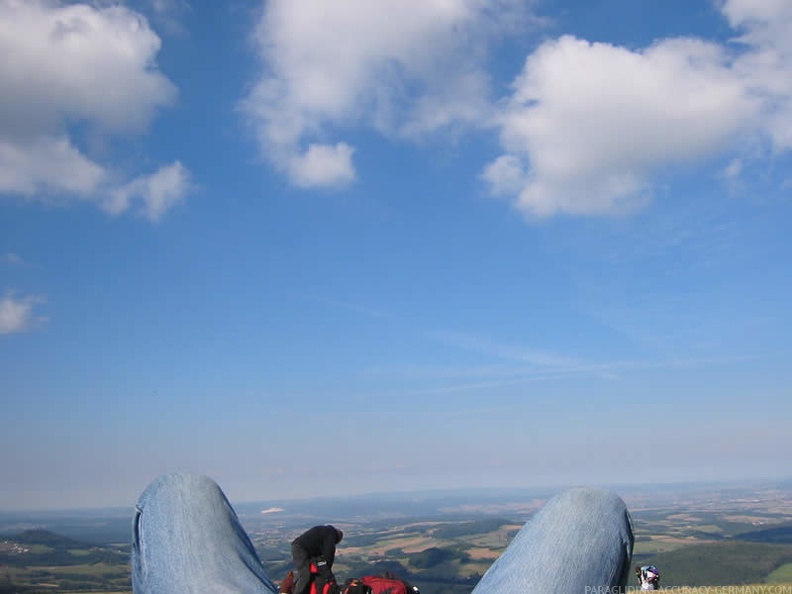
[{"left": 1, "top": 0, "right": 791, "bottom": 511}]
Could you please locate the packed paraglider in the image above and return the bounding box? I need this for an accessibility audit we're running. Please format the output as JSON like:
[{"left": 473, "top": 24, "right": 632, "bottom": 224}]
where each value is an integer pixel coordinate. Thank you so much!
[{"left": 636, "top": 565, "right": 661, "bottom": 590}]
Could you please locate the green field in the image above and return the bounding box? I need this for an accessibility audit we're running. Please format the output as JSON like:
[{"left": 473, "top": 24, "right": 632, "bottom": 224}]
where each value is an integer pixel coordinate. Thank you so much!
[{"left": 768, "top": 565, "right": 792, "bottom": 584}]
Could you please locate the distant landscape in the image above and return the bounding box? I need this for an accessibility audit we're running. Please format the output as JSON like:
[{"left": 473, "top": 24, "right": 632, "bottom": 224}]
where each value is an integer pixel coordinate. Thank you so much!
[{"left": 1, "top": 479, "right": 791, "bottom": 594}]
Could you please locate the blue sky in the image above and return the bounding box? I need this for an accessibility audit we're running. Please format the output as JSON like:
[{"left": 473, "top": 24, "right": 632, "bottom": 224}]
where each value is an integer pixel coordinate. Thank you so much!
[{"left": 1, "top": 0, "right": 790, "bottom": 511}]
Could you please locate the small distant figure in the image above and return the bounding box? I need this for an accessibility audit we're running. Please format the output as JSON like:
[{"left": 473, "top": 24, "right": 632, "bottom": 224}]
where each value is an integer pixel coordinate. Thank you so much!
[
  {"left": 292, "top": 525, "right": 344, "bottom": 594},
  {"left": 636, "top": 565, "right": 660, "bottom": 590}
]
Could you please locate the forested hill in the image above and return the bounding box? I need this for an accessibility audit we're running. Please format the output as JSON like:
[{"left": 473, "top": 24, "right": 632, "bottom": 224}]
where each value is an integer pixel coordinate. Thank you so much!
[
  {"left": 1, "top": 528, "right": 128, "bottom": 568},
  {"left": 733, "top": 525, "right": 792, "bottom": 545},
  {"left": 10, "top": 528, "right": 84, "bottom": 548}
]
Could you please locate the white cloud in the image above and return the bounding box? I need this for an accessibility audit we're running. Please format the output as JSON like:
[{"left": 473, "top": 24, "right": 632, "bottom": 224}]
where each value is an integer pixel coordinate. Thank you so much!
[
  {"left": 483, "top": 1, "right": 792, "bottom": 218},
  {"left": 0, "top": 294, "right": 44, "bottom": 334},
  {"left": 484, "top": 36, "right": 761, "bottom": 217},
  {"left": 0, "top": 136, "right": 105, "bottom": 196},
  {"left": 0, "top": 0, "right": 188, "bottom": 219},
  {"left": 288, "top": 143, "right": 356, "bottom": 189},
  {"left": 109, "top": 161, "right": 191, "bottom": 221},
  {"left": 0, "top": 1, "right": 175, "bottom": 136},
  {"left": 481, "top": 155, "right": 527, "bottom": 198},
  {"left": 241, "top": 0, "right": 531, "bottom": 187},
  {"left": 724, "top": 0, "right": 792, "bottom": 151},
  {"left": 244, "top": 0, "right": 791, "bottom": 212}
]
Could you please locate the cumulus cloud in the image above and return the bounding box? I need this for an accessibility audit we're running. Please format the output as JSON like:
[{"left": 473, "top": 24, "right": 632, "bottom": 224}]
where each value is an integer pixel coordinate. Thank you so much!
[
  {"left": 483, "top": 0, "right": 792, "bottom": 218},
  {"left": 243, "top": 0, "right": 791, "bottom": 212},
  {"left": 0, "top": 0, "right": 188, "bottom": 219},
  {"left": 0, "top": 294, "right": 44, "bottom": 334},
  {"left": 484, "top": 36, "right": 760, "bottom": 217},
  {"left": 241, "top": 0, "right": 531, "bottom": 188}
]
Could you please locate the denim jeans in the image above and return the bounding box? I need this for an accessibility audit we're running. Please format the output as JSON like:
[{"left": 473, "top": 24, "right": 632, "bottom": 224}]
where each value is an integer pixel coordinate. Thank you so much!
[
  {"left": 132, "top": 474, "right": 278, "bottom": 594},
  {"left": 132, "top": 474, "right": 633, "bottom": 594},
  {"left": 470, "top": 486, "right": 634, "bottom": 594}
]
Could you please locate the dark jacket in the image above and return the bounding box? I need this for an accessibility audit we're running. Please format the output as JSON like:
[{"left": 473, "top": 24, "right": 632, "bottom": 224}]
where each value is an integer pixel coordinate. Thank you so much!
[{"left": 292, "top": 525, "right": 341, "bottom": 568}]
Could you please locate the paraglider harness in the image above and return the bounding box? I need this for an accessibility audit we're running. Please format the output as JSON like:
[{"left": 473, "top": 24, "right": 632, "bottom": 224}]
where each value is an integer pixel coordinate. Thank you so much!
[
  {"left": 309, "top": 556, "right": 340, "bottom": 594},
  {"left": 636, "top": 565, "right": 660, "bottom": 590}
]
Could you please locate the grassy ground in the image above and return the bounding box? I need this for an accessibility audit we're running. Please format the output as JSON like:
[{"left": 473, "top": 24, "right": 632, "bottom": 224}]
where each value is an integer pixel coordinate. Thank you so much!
[{"left": 768, "top": 565, "right": 792, "bottom": 584}]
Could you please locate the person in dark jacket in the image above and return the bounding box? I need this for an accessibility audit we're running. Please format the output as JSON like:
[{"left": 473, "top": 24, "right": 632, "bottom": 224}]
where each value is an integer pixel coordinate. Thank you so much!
[{"left": 291, "top": 525, "right": 344, "bottom": 594}]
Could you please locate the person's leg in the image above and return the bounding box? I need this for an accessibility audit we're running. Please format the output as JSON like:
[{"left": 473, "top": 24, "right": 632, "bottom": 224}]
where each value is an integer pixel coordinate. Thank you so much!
[
  {"left": 131, "top": 473, "right": 278, "bottom": 594},
  {"left": 471, "top": 487, "right": 634, "bottom": 594},
  {"left": 291, "top": 543, "right": 311, "bottom": 594}
]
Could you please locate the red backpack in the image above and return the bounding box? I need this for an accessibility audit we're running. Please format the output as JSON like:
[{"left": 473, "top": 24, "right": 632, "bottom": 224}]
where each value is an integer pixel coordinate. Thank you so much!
[{"left": 360, "top": 576, "right": 410, "bottom": 594}]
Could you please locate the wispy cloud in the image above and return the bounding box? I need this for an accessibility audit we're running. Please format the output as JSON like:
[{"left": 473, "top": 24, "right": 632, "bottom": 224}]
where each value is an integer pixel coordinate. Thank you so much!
[
  {"left": 0, "top": 293, "right": 46, "bottom": 334},
  {"left": 1, "top": 252, "right": 23, "bottom": 266},
  {"left": 297, "top": 293, "right": 766, "bottom": 394},
  {"left": 371, "top": 342, "right": 764, "bottom": 398},
  {"left": 108, "top": 161, "right": 191, "bottom": 222},
  {"left": 426, "top": 330, "right": 584, "bottom": 369},
  {"left": 146, "top": 0, "right": 191, "bottom": 35},
  {"left": 395, "top": 352, "right": 765, "bottom": 398}
]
